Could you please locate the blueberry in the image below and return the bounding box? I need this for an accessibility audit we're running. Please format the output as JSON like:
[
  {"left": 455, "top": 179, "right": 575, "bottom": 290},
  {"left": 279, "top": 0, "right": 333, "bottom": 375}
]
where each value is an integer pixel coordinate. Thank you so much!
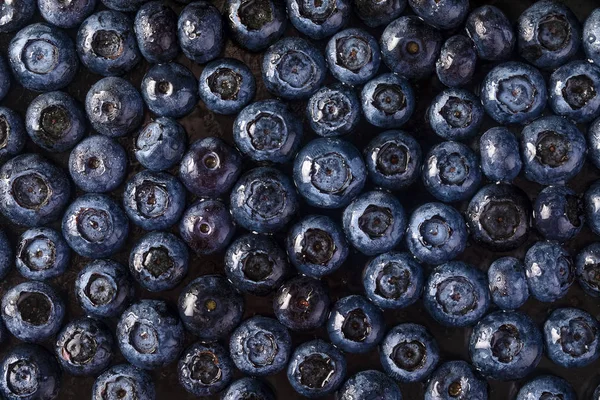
[
  {"left": 101, "top": 0, "right": 147, "bottom": 11},
  {"left": 363, "top": 251, "right": 424, "bottom": 309},
  {"left": 595, "top": 384, "right": 600, "bottom": 400},
  {"left": 134, "top": 2, "right": 179, "bottom": 63},
  {"left": 231, "top": 167, "right": 298, "bottom": 233},
  {"left": 141, "top": 62, "right": 198, "bottom": 118},
  {"left": 199, "top": 58, "right": 256, "bottom": 115},
  {"left": 0, "top": 230, "right": 12, "bottom": 279},
  {"left": 293, "top": 138, "right": 366, "bottom": 209},
  {"left": 465, "top": 6, "right": 515, "bottom": 61},
  {"left": 408, "top": 0, "right": 468, "bottom": 30},
  {"left": 136, "top": 117, "right": 186, "bottom": 172},
  {"left": 479, "top": 127, "right": 522, "bottom": 182},
  {"left": 0, "top": 154, "right": 71, "bottom": 227},
  {"left": 575, "top": 243, "right": 600, "bottom": 297},
  {"left": 233, "top": 100, "right": 302, "bottom": 163},
  {"left": 488, "top": 257, "right": 529, "bottom": 310},
  {"left": 222, "top": 378, "right": 275, "bottom": 400},
  {"left": 180, "top": 199, "right": 235, "bottom": 254},
  {"left": 584, "top": 8, "right": 600, "bottom": 65},
  {"left": 1, "top": 281, "right": 65, "bottom": 343},
  {"left": 436, "top": 35, "right": 477, "bottom": 88},
  {"left": 589, "top": 117, "right": 600, "bottom": 170},
  {"left": 178, "top": 275, "right": 244, "bottom": 341},
  {"left": 69, "top": 135, "right": 127, "bottom": 193},
  {"left": 517, "top": 0, "right": 580, "bottom": 69},
  {"left": 15, "top": 227, "right": 70, "bottom": 281},
  {"left": 361, "top": 73, "right": 415, "bottom": 129},
  {"left": 178, "top": 1, "right": 223, "bottom": 64},
  {"left": 585, "top": 180, "right": 600, "bottom": 236},
  {"left": 85, "top": 77, "right": 144, "bottom": 137},
  {"left": 337, "top": 370, "right": 403, "bottom": 400},
  {"left": 286, "top": 339, "right": 346, "bottom": 398},
  {"left": 55, "top": 317, "right": 113, "bottom": 376},
  {"left": 178, "top": 342, "right": 233, "bottom": 396},
  {"left": 0, "top": 57, "right": 10, "bottom": 102},
  {"left": 469, "top": 311, "right": 542, "bottom": 380},
  {"left": 423, "top": 261, "right": 490, "bottom": 327},
  {"left": 224, "top": 0, "right": 287, "bottom": 52},
  {"left": 123, "top": 170, "right": 186, "bottom": 231},
  {"left": 273, "top": 276, "right": 330, "bottom": 331},
  {"left": 533, "top": 185, "right": 584, "bottom": 242},
  {"left": 466, "top": 183, "right": 532, "bottom": 251},
  {"left": 229, "top": 316, "right": 292, "bottom": 376},
  {"left": 549, "top": 60, "right": 600, "bottom": 123},
  {"left": 524, "top": 240, "right": 574, "bottom": 303},
  {"left": 0, "top": 0, "right": 34, "bottom": 32},
  {"left": 77, "top": 11, "right": 141, "bottom": 76},
  {"left": 285, "top": 215, "right": 348, "bottom": 278},
  {"left": 307, "top": 84, "right": 360, "bottom": 137},
  {"left": 428, "top": 89, "right": 484, "bottom": 141},
  {"left": 327, "top": 295, "right": 385, "bottom": 353},
  {"left": 325, "top": 28, "right": 381, "bottom": 86},
  {"left": 92, "top": 364, "right": 155, "bottom": 400},
  {"left": 262, "top": 37, "right": 326, "bottom": 100},
  {"left": 380, "top": 16, "right": 442, "bottom": 80},
  {"left": 62, "top": 194, "right": 129, "bottom": 258},
  {"left": 424, "top": 360, "right": 488, "bottom": 400},
  {"left": 352, "top": 0, "right": 406, "bottom": 27},
  {"left": 286, "top": 0, "right": 350, "bottom": 39},
  {"left": 0, "top": 107, "right": 25, "bottom": 162},
  {"left": 516, "top": 375, "right": 576, "bottom": 400},
  {"left": 38, "top": 0, "right": 96, "bottom": 28},
  {"left": 480, "top": 61, "right": 547, "bottom": 125},
  {"left": 117, "top": 299, "right": 185, "bottom": 370}
]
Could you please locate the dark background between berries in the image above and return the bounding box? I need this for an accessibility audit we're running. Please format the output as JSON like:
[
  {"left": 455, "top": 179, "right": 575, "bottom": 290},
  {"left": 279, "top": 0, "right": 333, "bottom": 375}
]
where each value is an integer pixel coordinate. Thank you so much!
[{"left": 1, "top": 0, "right": 599, "bottom": 398}]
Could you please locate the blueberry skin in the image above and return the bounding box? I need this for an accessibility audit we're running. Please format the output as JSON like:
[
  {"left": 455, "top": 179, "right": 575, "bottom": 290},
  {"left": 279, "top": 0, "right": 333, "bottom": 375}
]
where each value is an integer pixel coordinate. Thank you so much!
[
  {"left": 16, "top": 227, "right": 70, "bottom": 281},
  {"left": 77, "top": 11, "right": 141, "bottom": 76},
  {"left": 325, "top": 28, "right": 381, "bottom": 86},
  {"left": 287, "top": 340, "right": 346, "bottom": 398},
  {"left": 533, "top": 185, "right": 584, "bottom": 242},
  {"left": 1, "top": 281, "right": 65, "bottom": 343},
  {"left": 136, "top": 118, "right": 186, "bottom": 172},
  {"left": 75, "top": 259, "right": 134, "bottom": 318},
  {"left": 0, "top": 107, "right": 25, "bottom": 162},
  {"left": 575, "top": 243, "right": 600, "bottom": 297},
  {"left": 262, "top": 37, "right": 326, "bottom": 100},
  {"left": 92, "top": 364, "right": 155, "bottom": 400},
  {"left": 55, "top": 317, "right": 113, "bottom": 376},
  {"left": 595, "top": 384, "right": 600, "bottom": 400},
  {"left": 134, "top": 2, "right": 179, "bottom": 63},
  {"left": 273, "top": 276, "right": 330, "bottom": 331},
  {"left": 199, "top": 58, "right": 256, "bottom": 115},
  {"left": 233, "top": 100, "right": 302, "bottom": 163},
  {"left": 422, "top": 141, "right": 482, "bottom": 203},
  {"left": 222, "top": 378, "right": 275, "bottom": 400},
  {"left": 521, "top": 116, "right": 586, "bottom": 185},
  {"left": 352, "top": 0, "right": 406, "bottom": 27},
  {"left": 361, "top": 73, "right": 415, "bottom": 128},
  {"left": 327, "top": 295, "right": 385, "bottom": 353},
  {"left": 585, "top": 180, "right": 600, "bottom": 236},
  {"left": 224, "top": 0, "right": 287, "bottom": 52},
  {"left": 229, "top": 316, "right": 292, "bottom": 376},
  {"left": 488, "top": 257, "right": 529, "bottom": 310},
  {"left": 177, "top": 275, "right": 244, "bottom": 341},
  {"left": 408, "top": 0, "right": 468, "bottom": 30},
  {"left": 584, "top": 8, "right": 600, "bottom": 65},
  {"left": 101, "top": 0, "right": 147, "bottom": 11},
  {"left": 38, "top": 0, "right": 96, "bottom": 28},
  {"left": 0, "top": 55, "right": 10, "bottom": 102},
  {"left": 231, "top": 167, "right": 299, "bottom": 233},
  {"left": 517, "top": 0, "right": 580, "bottom": 69},
  {"left": 285, "top": 215, "right": 348, "bottom": 278},
  {"left": 525, "top": 241, "right": 574, "bottom": 303},
  {"left": 307, "top": 84, "right": 360, "bottom": 137},
  {"left": 479, "top": 127, "right": 522, "bottom": 182},
  {"left": 549, "top": 60, "right": 600, "bottom": 123},
  {"left": 380, "top": 16, "right": 442, "bottom": 80},
  {"left": 480, "top": 62, "right": 547, "bottom": 125},
  {"left": 543, "top": 307, "right": 600, "bottom": 368},
  {"left": 469, "top": 311, "right": 542, "bottom": 381},
  {"left": 0, "top": 154, "right": 71, "bottom": 227},
  {"left": 129, "top": 232, "right": 189, "bottom": 292},
  {"left": 179, "top": 199, "right": 235, "bottom": 254},
  {"left": 0, "top": 344, "right": 61, "bottom": 400},
  {"left": 178, "top": 342, "right": 233, "bottom": 396},
  {"left": 465, "top": 6, "right": 515, "bottom": 61},
  {"left": 337, "top": 370, "right": 403, "bottom": 400},
  {"left": 178, "top": 1, "right": 223, "bottom": 64},
  {"left": 589, "top": 117, "right": 600, "bottom": 170},
  {"left": 423, "top": 261, "right": 490, "bottom": 327},
  {"left": 516, "top": 375, "right": 576, "bottom": 400},
  {"left": 293, "top": 138, "right": 366, "bottom": 209},
  {"left": 436, "top": 35, "right": 477, "bottom": 88},
  {"left": 0, "top": 230, "right": 12, "bottom": 279},
  {"left": 0, "top": 0, "right": 35, "bottom": 32},
  {"left": 123, "top": 170, "right": 186, "bottom": 231},
  {"left": 342, "top": 190, "right": 406, "bottom": 256},
  {"left": 117, "top": 299, "right": 185, "bottom": 370},
  {"left": 85, "top": 77, "right": 144, "bottom": 137},
  {"left": 379, "top": 323, "right": 439, "bottom": 383},
  {"left": 286, "top": 0, "right": 350, "bottom": 40},
  {"left": 428, "top": 89, "right": 483, "bottom": 141},
  {"left": 69, "top": 135, "right": 127, "bottom": 193},
  {"left": 142, "top": 62, "right": 198, "bottom": 118},
  {"left": 363, "top": 251, "right": 424, "bottom": 309},
  {"left": 424, "top": 361, "right": 488, "bottom": 400}
]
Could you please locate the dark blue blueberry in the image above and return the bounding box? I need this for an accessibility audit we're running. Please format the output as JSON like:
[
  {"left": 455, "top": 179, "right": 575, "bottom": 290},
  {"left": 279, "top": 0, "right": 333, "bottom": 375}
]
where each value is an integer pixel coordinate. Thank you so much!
[
  {"left": 380, "top": 16, "right": 442, "bottom": 80},
  {"left": 549, "top": 60, "right": 600, "bottom": 123},
  {"left": 480, "top": 62, "right": 547, "bottom": 125},
  {"left": 229, "top": 316, "right": 291, "bottom": 376},
  {"left": 0, "top": 56, "right": 10, "bottom": 102},
  {"left": 134, "top": 2, "right": 179, "bottom": 63},
  {"left": 0, "top": 107, "right": 25, "bottom": 162},
  {"left": 436, "top": 35, "right": 477, "bottom": 88},
  {"left": 16, "top": 227, "right": 70, "bottom": 281},
  {"left": 92, "top": 364, "right": 155, "bottom": 400},
  {"left": 524, "top": 240, "right": 574, "bottom": 303},
  {"left": 584, "top": 9, "right": 600, "bottom": 65},
  {"left": 233, "top": 100, "right": 302, "bottom": 163},
  {"left": 179, "top": 199, "right": 235, "bottom": 254},
  {"left": 286, "top": 0, "right": 350, "bottom": 39},
  {"left": 337, "top": 370, "right": 402, "bottom": 400},
  {"left": 586, "top": 180, "right": 600, "bottom": 236},
  {"left": 101, "top": 0, "right": 147, "bottom": 11},
  {"left": 516, "top": 375, "right": 575, "bottom": 400},
  {"left": 177, "top": 275, "right": 244, "bottom": 341},
  {"left": 222, "top": 378, "right": 275, "bottom": 400},
  {"left": 325, "top": 28, "right": 380, "bottom": 86},
  {"left": 0, "top": 154, "right": 71, "bottom": 227},
  {"left": 533, "top": 185, "right": 584, "bottom": 242},
  {"left": 199, "top": 58, "right": 256, "bottom": 115},
  {"left": 469, "top": 311, "right": 542, "bottom": 380},
  {"left": 589, "top": 117, "right": 600, "bottom": 170},
  {"left": 0, "top": 0, "right": 35, "bottom": 32},
  {"left": 307, "top": 84, "right": 360, "bottom": 137},
  {"left": 479, "top": 127, "right": 522, "bottom": 182},
  {"left": 517, "top": 0, "right": 580, "bottom": 69},
  {"left": 178, "top": 1, "right": 223, "bottom": 64},
  {"left": 136, "top": 118, "right": 186, "bottom": 172},
  {"left": 178, "top": 342, "right": 233, "bottom": 397},
  {"left": 287, "top": 339, "right": 346, "bottom": 398},
  {"left": 352, "top": 0, "right": 405, "bottom": 27},
  {"left": 1, "top": 281, "right": 65, "bottom": 343},
  {"left": 231, "top": 167, "right": 298, "bottom": 233},
  {"left": 129, "top": 232, "right": 189, "bottom": 292},
  {"left": 293, "top": 138, "right": 366, "bottom": 209},
  {"left": 224, "top": 0, "right": 287, "bottom": 52},
  {"left": 38, "top": 0, "right": 96, "bottom": 28},
  {"left": 575, "top": 243, "right": 600, "bottom": 297},
  {"left": 408, "top": 0, "right": 468, "bottom": 29},
  {"left": 62, "top": 194, "right": 129, "bottom": 258},
  {"left": 424, "top": 361, "right": 488, "bottom": 400},
  {"left": 488, "top": 257, "right": 529, "bottom": 310},
  {"left": 141, "top": 62, "right": 198, "bottom": 118},
  {"left": 465, "top": 6, "right": 515, "bottom": 61},
  {"left": 428, "top": 89, "right": 483, "bottom": 141},
  {"left": 262, "top": 37, "right": 326, "bottom": 100},
  {"left": 360, "top": 73, "right": 415, "bottom": 128},
  {"left": 0, "top": 230, "right": 12, "bottom": 279},
  {"left": 273, "top": 276, "right": 330, "bottom": 331},
  {"left": 327, "top": 295, "right": 385, "bottom": 353}
]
